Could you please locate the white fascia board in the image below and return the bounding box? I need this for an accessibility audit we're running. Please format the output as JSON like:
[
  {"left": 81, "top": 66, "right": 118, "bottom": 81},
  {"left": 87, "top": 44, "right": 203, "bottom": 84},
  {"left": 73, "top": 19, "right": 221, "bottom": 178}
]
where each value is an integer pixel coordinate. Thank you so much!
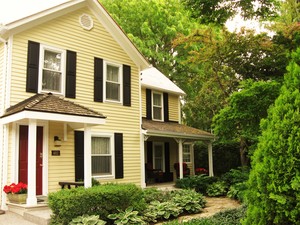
[
  {"left": 0, "top": 110, "right": 105, "bottom": 125},
  {"left": 142, "top": 84, "right": 186, "bottom": 96},
  {"left": 145, "top": 130, "right": 215, "bottom": 141},
  {"left": 0, "top": 0, "right": 85, "bottom": 39},
  {"left": 87, "top": 0, "right": 149, "bottom": 70}
]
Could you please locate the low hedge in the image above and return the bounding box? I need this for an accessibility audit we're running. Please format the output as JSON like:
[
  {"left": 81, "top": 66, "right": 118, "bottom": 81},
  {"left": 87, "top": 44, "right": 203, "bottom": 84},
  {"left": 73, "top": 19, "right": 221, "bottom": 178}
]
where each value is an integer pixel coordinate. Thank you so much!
[{"left": 48, "top": 183, "right": 146, "bottom": 225}]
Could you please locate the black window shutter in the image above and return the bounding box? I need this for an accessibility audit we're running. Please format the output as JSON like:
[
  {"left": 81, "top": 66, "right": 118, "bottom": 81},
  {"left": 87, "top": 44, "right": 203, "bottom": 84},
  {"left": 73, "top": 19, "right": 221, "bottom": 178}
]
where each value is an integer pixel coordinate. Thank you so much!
[
  {"left": 147, "top": 141, "right": 153, "bottom": 164},
  {"left": 94, "top": 57, "right": 103, "bottom": 102},
  {"left": 123, "top": 64, "right": 131, "bottom": 106},
  {"left": 115, "top": 133, "right": 124, "bottom": 179},
  {"left": 65, "top": 50, "right": 77, "bottom": 98},
  {"left": 26, "top": 41, "right": 40, "bottom": 93},
  {"left": 165, "top": 142, "right": 170, "bottom": 173},
  {"left": 163, "top": 93, "right": 169, "bottom": 122},
  {"left": 74, "top": 131, "right": 84, "bottom": 181},
  {"left": 146, "top": 89, "right": 152, "bottom": 120}
]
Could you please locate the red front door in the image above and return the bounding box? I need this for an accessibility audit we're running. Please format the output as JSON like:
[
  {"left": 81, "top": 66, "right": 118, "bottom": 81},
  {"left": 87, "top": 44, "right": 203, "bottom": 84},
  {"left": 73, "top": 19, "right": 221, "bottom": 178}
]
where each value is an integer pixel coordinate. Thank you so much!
[{"left": 19, "top": 125, "right": 43, "bottom": 195}]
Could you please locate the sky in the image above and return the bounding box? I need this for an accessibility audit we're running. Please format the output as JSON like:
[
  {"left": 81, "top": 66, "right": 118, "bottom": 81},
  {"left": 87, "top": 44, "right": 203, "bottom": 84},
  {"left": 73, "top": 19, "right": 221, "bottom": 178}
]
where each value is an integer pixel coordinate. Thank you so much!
[{"left": 0, "top": 0, "right": 69, "bottom": 24}]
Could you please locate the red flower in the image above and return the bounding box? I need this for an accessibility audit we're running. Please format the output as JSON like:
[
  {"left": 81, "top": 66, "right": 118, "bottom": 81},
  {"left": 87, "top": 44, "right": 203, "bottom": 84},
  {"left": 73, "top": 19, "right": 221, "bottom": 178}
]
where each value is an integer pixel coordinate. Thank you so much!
[{"left": 3, "top": 182, "right": 27, "bottom": 194}]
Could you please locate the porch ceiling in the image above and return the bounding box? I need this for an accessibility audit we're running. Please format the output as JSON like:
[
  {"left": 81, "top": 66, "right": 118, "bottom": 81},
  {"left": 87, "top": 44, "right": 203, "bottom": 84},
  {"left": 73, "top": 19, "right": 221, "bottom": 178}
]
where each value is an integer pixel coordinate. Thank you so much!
[
  {"left": 0, "top": 93, "right": 106, "bottom": 126},
  {"left": 142, "top": 118, "right": 214, "bottom": 140}
]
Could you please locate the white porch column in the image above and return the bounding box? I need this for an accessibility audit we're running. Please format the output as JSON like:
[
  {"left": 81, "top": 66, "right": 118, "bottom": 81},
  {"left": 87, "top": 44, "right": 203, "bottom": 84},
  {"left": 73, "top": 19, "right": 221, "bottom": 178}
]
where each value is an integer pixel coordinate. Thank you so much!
[
  {"left": 140, "top": 133, "right": 146, "bottom": 188},
  {"left": 84, "top": 124, "right": 92, "bottom": 188},
  {"left": 27, "top": 119, "right": 37, "bottom": 206},
  {"left": 208, "top": 141, "right": 214, "bottom": 177},
  {"left": 178, "top": 139, "right": 183, "bottom": 179},
  {"left": 1, "top": 125, "right": 8, "bottom": 210}
]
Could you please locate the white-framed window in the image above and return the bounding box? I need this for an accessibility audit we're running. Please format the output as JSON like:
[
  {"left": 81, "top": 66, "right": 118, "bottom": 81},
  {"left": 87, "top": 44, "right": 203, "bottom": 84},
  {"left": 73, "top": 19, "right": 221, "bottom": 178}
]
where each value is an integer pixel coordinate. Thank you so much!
[
  {"left": 91, "top": 134, "right": 114, "bottom": 178},
  {"left": 152, "top": 92, "right": 163, "bottom": 121},
  {"left": 153, "top": 142, "right": 165, "bottom": 171},
  {"left": 104, "top": 61, "right": 122, "bottom": 103},
  {"left": 183, "top": 144, "right": 192, "bottom": 163},
  {"left": 39, "top": 45, "right": 66, "bottom": 95}
]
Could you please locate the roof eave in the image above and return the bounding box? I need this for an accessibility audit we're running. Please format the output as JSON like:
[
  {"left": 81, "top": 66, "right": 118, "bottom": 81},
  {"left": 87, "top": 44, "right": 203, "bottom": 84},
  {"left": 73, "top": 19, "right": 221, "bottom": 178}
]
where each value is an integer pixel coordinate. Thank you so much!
[
  {"left": 144, "top": 129, "right": 215, "bottom": 141},
  {"left": 141, "top": 84, "right": 186, "bottom": 96}
]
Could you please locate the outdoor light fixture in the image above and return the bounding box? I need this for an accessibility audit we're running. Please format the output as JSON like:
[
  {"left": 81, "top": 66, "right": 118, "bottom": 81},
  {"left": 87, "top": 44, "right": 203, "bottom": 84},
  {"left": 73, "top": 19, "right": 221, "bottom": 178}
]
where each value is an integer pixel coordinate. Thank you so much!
[{"left": 54, "top": 136, "right": 62, "bottom": 147}]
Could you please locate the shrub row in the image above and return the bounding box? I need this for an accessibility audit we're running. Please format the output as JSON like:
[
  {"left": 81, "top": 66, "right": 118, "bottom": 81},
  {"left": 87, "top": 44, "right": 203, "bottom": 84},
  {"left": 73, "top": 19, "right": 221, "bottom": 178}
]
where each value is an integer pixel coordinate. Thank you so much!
[
  {"left": 175, "top": 167, "right": 249, "bottom": 202},
  {"left": 48, "top": 183, "right": 146, "bottom": 225}
]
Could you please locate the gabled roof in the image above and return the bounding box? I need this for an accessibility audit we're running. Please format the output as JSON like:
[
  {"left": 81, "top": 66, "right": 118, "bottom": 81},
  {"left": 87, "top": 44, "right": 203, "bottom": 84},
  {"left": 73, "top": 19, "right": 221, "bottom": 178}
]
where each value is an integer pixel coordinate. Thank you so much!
[
  {"left": 0, "top": 93, "right": 106, "bottom": 127},
  {"left": 142, "top": 118, "right": 214, "bottom": 140},
  {"left": 1, "top": 93, "right": 105, "bottom": 119},
  {"left": 0, "top": 0, "right": 149, "bottom": 70},
  {"left": 141, "top": 67, "right": 185, "bottom": 96}
]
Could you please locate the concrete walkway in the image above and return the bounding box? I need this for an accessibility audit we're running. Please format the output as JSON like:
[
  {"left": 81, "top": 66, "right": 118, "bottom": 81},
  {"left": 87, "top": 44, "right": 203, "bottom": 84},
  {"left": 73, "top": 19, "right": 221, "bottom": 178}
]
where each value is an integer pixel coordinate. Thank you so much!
[{"left": 0, "top": 211, "right": 36, "bottom": 225}]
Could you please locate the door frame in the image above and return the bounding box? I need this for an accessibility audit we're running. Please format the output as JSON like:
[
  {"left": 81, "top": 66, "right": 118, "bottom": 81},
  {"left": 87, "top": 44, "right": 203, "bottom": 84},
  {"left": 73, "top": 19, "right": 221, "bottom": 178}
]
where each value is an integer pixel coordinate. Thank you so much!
[{"left": 13, "top": 121, "right": 49, "bottom": 196}]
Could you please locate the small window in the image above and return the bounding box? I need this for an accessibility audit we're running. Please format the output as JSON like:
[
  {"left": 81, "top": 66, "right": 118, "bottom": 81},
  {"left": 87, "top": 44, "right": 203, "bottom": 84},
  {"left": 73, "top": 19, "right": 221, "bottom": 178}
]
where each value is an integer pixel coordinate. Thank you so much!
[
  {"left": 104, "top": 62, "right": 122, "bottom": 102},
  {"left": 91, "top": 136, "right": 114, "bottom": 177},
  {"left": 39, "top": 45, "right": 66, "bottom": 94},
  {"left": 152, "top": 92, "right": 163, "bottom": 121},
  {"left": 183, "top": 144, "right": 191, "bottom": 163}
]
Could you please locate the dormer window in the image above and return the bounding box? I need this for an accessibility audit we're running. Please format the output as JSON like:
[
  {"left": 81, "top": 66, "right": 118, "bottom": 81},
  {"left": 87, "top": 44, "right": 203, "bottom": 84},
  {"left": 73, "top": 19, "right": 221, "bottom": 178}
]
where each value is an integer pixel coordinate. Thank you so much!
[
  {"left": 152, "top": 92, "right": 163, "bottom": 121},
  {"left": 39, "top": 45, "right": 66, "bottom": 95}
]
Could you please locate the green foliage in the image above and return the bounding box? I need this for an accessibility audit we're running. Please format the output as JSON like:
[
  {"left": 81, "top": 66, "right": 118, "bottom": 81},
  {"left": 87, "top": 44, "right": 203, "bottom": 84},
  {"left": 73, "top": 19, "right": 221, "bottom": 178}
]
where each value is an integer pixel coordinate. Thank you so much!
[
  {"left": 175, "top": 175, "right": 218, "bottom": 194},
  {"left": 142, "top": 187, "right": 171, "bottom": 203},
  {"left": 48, "top": 183, "right": 145, "bottom": 225},
  {"left": 107, "top": 207, "right": 146, "bottom": 225},
  {"left": 163, "top": 206, "right": 246, "bottom": 225},
  {"left": 92, "top": 178, "right": 100, "bottom": 186},
  {"left": 69, "top": 215, "right": 106, "bottom": 225},
  {"left": 243, "top": 48, "right": 300, "bottom": 224},
  {"left": 146, "top": 200, "right": 182, "bottom": 220},
  {"left": 206, "top": 181, "right": 228, "bottom": 197},
  {"left": 227, "top": 182, "right": 248, "bottom": 203}
]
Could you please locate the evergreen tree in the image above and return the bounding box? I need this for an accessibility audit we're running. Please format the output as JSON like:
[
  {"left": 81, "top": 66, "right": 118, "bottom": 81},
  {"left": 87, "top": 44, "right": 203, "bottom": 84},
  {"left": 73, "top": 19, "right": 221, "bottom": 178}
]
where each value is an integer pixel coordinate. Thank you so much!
[{"left": 243, "top": 48, "right": 300, "bottom": 224}]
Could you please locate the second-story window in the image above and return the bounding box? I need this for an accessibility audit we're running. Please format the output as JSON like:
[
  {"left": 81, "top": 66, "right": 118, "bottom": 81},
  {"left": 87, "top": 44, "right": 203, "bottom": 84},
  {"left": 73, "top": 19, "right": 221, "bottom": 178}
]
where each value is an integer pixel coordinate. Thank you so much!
[
  {"left": 152, "top": 92, "right": 163, "bottom": 121},
  {"left": 39, "top": 45, "right": 66, "bottom": 94},
  {"left": 104, "top": 62, "right": 122, "bottom": 103}
]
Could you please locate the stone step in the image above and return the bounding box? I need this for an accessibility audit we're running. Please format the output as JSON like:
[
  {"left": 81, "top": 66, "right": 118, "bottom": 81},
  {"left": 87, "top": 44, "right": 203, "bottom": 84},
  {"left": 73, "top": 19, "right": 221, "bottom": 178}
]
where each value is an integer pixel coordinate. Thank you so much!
[{"left": 23, "top": 209, "right": 51, "bottom": 225}]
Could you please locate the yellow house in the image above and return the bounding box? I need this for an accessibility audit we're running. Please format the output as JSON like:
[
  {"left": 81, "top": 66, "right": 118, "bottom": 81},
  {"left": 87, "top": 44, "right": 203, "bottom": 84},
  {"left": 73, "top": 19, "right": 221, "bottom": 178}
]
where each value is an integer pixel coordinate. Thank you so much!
[{"left": 0, "top": 0, "right": 214, "bottom": 210}]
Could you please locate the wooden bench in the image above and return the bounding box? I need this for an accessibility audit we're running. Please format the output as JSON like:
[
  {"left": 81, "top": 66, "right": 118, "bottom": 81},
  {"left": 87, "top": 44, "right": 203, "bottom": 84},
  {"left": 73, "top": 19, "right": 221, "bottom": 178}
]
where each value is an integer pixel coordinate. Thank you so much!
[{"left": 58, "top": 181, "right": 84, "bottom": 189}]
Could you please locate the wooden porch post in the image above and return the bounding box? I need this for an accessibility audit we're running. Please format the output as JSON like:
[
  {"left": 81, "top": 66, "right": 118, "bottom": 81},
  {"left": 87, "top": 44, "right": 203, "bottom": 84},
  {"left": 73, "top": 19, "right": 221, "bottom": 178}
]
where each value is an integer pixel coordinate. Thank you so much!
[
  {"left": 208, "top": 141, "right": 214, "bottom": 177},
  {"left": 84, "top": 124, "right": 92, "bottom": 188},
  {"left": 27, "top": 119, "right": 37, "bottom": 206}
]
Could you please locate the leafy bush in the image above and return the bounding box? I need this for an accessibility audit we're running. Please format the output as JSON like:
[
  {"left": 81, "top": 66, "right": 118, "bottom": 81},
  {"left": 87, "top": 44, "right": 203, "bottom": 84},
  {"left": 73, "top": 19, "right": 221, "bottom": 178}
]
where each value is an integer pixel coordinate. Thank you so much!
[
  {"left": 48, "top": 183, "right": 146, "bottom": 225},
  {"left": 107, "top": 207, "right": 146, "bottom": 225},
  {"left": 227, "top": 182, "right": 247, "bottom": 202},
  {"left": 163, "top": 206, "right": 246, "bottom": 225},
  {"left": 69, "top": 215, "right": 106, "bottom": 225},
  {"left": 221, "top": 167, "right": 249, "bottom": 186},
  {"left": 143, "top": 187, "right": 171, "bottom": 203},
  {"left": 146, "top": 200, "right": 182, "bottom": 220},
  {"left": 175, "top": 175, "right": 218, "bottom": 194},
  {"left": 206, "top": 181, "right": 228, "bottom": 197},
  {"left": 170, "top": 189, "right": 206, "bottom": 213}
]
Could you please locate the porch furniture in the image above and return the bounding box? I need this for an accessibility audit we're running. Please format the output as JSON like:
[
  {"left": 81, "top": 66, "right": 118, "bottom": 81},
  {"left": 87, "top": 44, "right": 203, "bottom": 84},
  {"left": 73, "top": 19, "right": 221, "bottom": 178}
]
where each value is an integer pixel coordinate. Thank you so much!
[
  {"left": 174, "top": 162, "right": 190, "bottom": 178},
  {"left": 145, "top": 163, "right": 164, "bottom": 184},
  {"left": 58, "top": 181, "right": 84, "bottom": 189}
]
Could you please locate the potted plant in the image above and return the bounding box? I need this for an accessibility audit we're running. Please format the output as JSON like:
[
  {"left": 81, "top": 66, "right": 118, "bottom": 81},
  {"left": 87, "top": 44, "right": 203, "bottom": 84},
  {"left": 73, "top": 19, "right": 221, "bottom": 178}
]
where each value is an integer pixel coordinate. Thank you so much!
[{"left": 3, "top": 182, "right": 27, "bottom": 204}]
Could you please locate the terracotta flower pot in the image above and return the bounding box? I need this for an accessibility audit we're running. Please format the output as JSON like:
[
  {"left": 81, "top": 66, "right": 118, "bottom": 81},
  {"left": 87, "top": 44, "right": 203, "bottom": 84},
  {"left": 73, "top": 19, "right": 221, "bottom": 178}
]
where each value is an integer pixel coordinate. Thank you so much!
[{"left": 7, "top": 193, "right": 27, "bottom": 204}]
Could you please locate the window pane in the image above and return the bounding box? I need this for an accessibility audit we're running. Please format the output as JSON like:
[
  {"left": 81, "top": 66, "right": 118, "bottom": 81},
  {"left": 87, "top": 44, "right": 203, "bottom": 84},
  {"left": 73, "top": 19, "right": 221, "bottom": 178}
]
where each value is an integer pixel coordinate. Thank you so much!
[
  {"left": 153, "top": 93, "right": 162, "bottom": 106},
  {"left": 92, "top": 156, "right": 112, "bottom": 176},
  {"left": 153, "top": 106, "right": 162, "bottom": 120},
  {"left": 106, "top": 82, "right": 120, "bottom": 101},
  {"left": 44, "top": 50, "right": 61, "bottom": 71},
  {"left": 42, "top": 70, "right": 61, "bottom": 92},
  {"left": 107, "top": 65, "right": 119, "bottom": 82},
  {"left": 92, "top": 137, "right": 110, "bottom": 154},
  {"left": 183, "top": 145, "right": 191, "bottom": 162}
]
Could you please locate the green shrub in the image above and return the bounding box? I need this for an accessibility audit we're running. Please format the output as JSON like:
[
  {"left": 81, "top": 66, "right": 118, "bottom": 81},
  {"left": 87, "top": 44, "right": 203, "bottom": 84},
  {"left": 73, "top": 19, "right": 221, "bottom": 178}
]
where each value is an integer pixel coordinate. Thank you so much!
[
  {"left": 220, "top": 167, "right": 249, "bottom": 186},
  {"left": 146, "top": 200, "right": 182, "bottom": 220},
  {"left": 170, "top": 189, "right": 206, "bottom": 213},
  {"left": 163, "top": 206, "right": 246, "bottom": 225},
  {"left": 206, "top": 181, "right": 228, "bottom": 197},
  {"left": 143, "top": 187, "right": 171, "bottom": 203},
  {"left": 69, "top": 215, "right": 106, "bottom": 225},
  {"left": 48, "top": 183, "right": 146, "bottom": 225},
  {"left": 107, "top": 207, "right": 146, "bottom": 225},
  {"left": 227, "top": 182, "right": 247, "bottom": 202},
  {"left": 175, "top": 175, "right": 218, "bottom": 194}
]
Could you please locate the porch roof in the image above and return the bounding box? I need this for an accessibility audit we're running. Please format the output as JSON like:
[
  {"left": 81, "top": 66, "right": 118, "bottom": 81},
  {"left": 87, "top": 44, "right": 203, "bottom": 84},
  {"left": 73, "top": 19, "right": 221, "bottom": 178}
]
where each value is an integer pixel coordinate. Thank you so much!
[
  {"left": 142, "top": 118, "right": 214, "bottom": 140},
  {"left": 0, "top": 93, "right": 106, "bottom": 126}
]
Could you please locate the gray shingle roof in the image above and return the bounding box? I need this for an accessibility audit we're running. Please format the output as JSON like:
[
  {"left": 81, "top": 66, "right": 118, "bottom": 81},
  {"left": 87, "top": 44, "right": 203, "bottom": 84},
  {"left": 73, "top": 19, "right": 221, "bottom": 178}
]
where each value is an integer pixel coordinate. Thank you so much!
[
  {"left": 1, "top": 93, "right": 105, "bottom": 119},
  {"left": 142, "top": 118, "right": 214, "bottom": 140}
]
